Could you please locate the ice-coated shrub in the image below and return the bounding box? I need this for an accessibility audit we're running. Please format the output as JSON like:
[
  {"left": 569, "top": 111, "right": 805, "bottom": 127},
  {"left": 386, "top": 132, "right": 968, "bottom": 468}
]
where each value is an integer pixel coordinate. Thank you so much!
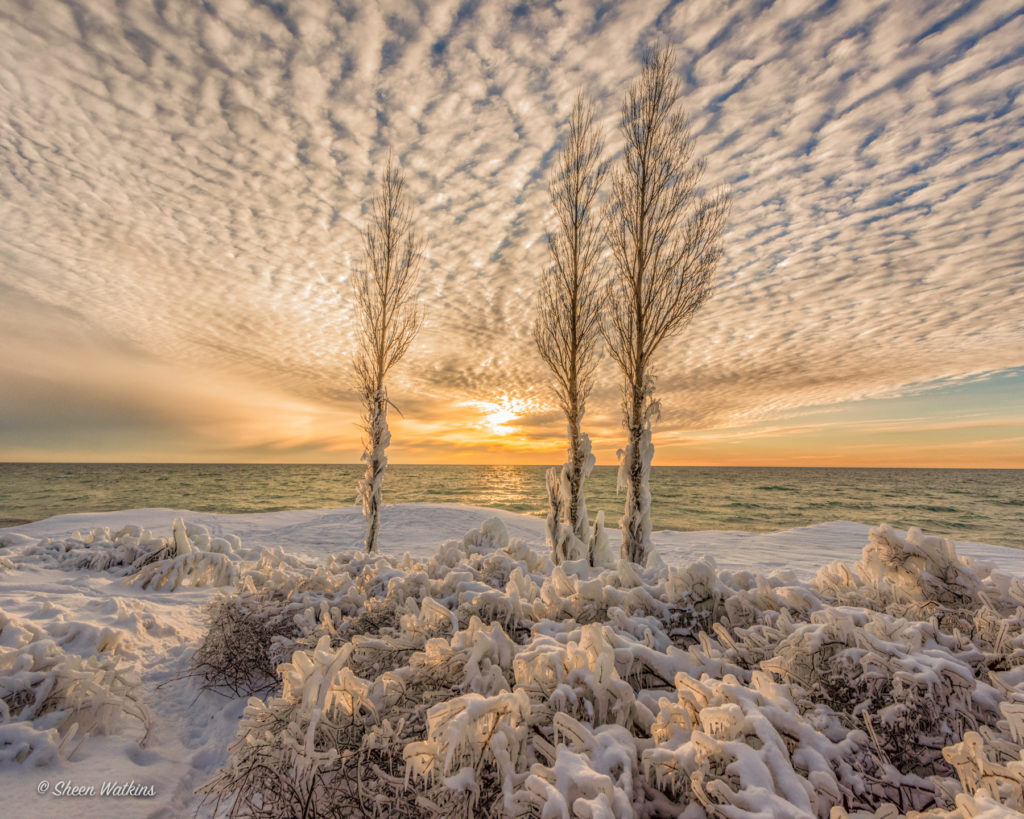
[
  {"left": 404, "top": 687, "right": 530, "bottom": 808},
  {"left": 519, "top": 713, "right": 638, "bottom": 819},
  {"left": 191, "top": 593, "right": 302, "bottom": 696},
  {"left": 197, "top": 636, "right": 378, "bottom": 817},
  {"left": 816, "top": 525, "right": 1023, "bottom": 629},
  {"left": 641, "top": 669, "right": 886, "bottom": 818},
  {"left": 17, "top": 523, "right": 171, "bottom": 572},
  {"left": 198, "top": 629, "right": 513, "bottom": 817},
  {"left": 127, "top": 519, "right": 243, "bottom": 590},
  {"left": 186, "top": 519, "right": 1024, "bottom": 818},
  {"left": 0, "top": 609, "right": 150, "bottom": 764},
  {"left": 514, "top": 623, "right": 650, "bottom": 732},
  {"left": 13, "top": 517, "right": 249, "bottom": 591},
  {"left": 937, "top": 729, "right": 1024, "bottom": 814},
  {"left": 855, "top": 525, "right": 986, "bottom": 609},
  {"left": 753, "top": 610, "right": 990, "bottom": 777}
]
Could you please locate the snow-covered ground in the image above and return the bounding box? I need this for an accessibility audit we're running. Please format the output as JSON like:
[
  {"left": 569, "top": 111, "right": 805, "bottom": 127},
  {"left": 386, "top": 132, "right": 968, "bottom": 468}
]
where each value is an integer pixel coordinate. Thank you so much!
[
  {"left": 0, "top": 504, "right": 1022, "bottom": 818},
  {"left": 6, "top": 503, "right": 1020, "bottom": 577}
]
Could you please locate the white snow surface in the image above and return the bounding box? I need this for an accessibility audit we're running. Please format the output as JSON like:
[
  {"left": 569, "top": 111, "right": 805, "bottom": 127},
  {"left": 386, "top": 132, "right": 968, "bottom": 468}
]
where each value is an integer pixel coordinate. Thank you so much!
[
  {"left": 0, "top": 503, "right": 1021, "bottom": 818},
  {"left": 4, "top": 503, "right": 1019, "bottom": 577}
]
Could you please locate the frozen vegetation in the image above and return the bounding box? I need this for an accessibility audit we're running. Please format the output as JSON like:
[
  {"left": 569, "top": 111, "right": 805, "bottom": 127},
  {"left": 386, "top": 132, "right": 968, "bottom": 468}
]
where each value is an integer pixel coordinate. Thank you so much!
[{"left": 1, "top": 507, "right": 1023, "bottom": 817}]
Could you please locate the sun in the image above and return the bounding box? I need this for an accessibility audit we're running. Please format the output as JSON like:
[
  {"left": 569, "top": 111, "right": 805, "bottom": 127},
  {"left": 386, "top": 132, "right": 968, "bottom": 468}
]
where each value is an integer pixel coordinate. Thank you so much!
[{"left": 466, "top": 394, "right": 537, "bottom": 436}]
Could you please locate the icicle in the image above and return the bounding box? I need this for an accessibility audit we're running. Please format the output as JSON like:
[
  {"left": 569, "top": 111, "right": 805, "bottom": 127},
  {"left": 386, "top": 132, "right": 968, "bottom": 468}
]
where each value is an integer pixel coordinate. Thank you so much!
[{"left": 588, "top": 510, "right": 613, "bottom": 567}]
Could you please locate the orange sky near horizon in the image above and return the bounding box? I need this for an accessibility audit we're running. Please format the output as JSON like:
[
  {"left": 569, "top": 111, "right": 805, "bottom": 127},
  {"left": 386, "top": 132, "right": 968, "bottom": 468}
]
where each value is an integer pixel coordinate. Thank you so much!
[{"left": 2, "top": 364, "right": 1020, "bottom": 468}]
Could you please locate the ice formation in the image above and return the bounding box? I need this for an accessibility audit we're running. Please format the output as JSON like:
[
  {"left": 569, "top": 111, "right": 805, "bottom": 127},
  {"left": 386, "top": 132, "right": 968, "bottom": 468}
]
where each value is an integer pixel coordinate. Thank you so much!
[
  {"left": 357, "top": 390, "right": 391, "bottom": 553},
  {"left": 561, "top": 424, "right": 596, "bottom": 547},
  {"left": 617, "top": 394, "right": 659, "bottom": 567},
  {"left": 11, "top": 517, "right": 247, "bottom": 591},
  {"left": 547, "top": 466, "right": 586, "bottom": 565},
  {"left": 547, "top": 426, "right": 604, "bottom": 567},
  {"left": 588, "top": 510, "right": 614, "bottom": 568}
]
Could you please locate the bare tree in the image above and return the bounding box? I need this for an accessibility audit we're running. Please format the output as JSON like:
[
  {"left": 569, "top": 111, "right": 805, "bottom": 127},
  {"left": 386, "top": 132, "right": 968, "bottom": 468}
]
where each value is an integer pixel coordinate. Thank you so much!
[
  {"left": 604, "top": 47, "right": 730, "bottom": 565},
  {"left": 534, "top": 93, "right": 607, "bottom": 563},
  {"left": 353, "top": 155, "right": 423, "bottom": 553}
]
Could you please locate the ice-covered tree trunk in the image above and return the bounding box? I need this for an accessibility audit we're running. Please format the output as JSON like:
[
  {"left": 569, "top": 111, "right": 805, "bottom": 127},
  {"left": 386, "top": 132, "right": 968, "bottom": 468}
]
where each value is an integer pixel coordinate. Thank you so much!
[
  {"left": 618, "top": 389, "right": 657, "bottom": 565},
  {"left": 561, "top": 419, "right": 595, "bottom": 547},
  {"left": 545, "top": 467, "right": 567, "bottom": 564},
  {"left": 357, "top": 390, "right": 390, "bottom": 553},
  {"left": 547, "top": 467, "right": 584, "bottom": 565}
]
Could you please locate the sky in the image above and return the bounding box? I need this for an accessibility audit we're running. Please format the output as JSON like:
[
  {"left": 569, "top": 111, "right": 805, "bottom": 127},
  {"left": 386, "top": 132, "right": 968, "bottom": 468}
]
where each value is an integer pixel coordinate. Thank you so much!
[{"left": 0, "top": 0, "right": 1022, "bottom": 467}]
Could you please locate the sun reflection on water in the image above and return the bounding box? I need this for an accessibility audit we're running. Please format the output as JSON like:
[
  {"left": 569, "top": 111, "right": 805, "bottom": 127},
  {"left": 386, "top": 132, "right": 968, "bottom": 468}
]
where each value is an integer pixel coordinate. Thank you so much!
[{"left": 477, "top": 464, "right": 530, "bottom": 506}]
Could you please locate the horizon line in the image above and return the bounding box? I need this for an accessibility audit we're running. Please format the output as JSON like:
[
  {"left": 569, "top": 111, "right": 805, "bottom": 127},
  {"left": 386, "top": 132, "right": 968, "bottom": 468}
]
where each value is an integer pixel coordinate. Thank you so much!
[{"left": 1, "top": 461, "right": 1021, "bottom": 471}]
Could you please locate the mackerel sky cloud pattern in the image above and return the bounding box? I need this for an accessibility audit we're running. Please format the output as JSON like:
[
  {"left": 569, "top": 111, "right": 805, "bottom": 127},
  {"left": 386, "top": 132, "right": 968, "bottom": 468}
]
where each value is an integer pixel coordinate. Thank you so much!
[{"left": 0, "top": 0, "right": 1021, "bottom": 463}]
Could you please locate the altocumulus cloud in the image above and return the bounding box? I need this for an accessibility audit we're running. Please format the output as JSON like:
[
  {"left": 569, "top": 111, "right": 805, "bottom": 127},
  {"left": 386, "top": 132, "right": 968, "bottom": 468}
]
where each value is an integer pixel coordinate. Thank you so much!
[{"left": 0, "top": 0, "right": 1021, "bottom": 461}]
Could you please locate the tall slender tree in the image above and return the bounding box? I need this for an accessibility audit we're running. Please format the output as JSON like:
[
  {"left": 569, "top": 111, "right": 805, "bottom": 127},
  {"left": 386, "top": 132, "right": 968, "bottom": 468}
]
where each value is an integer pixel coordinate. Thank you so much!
[
  {"left": 534, "top": 93, "right": 607, "bottom": 563},
  {"left": 604, "top": 47, "right": 730, "bottom": 565},
  {"left": 354, "top": 155, "right": 422, "bottom": 553}
]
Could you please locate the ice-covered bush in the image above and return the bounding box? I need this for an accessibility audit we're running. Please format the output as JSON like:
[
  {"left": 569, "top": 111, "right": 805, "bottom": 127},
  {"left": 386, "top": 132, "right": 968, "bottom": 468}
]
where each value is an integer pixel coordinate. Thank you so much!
[
  {"left": 816, "top": 525, "right": 1022, "bottom": 626},
  {"left": 13, "top": 517, "right": 247, "bottom": 591},
  {"left": 641, "top": 669, "right": 885, "bottom": 817},
  {"left": 519, "top": 713, "right": 638, "bottom": 818},
  {"left": 0, "top": 609, "right": 150, "bottom": 764},
  {"left": 188, "top": 520, "right": 1024, "bottom": 818},
  {"left": 754, "top": 610, "right": 990, "bottom": 776},
  {"left": 198, "top": 629, "right": 510, "bottom": 817},
  {"left": 127, "top": 519, "right": 243, "bottom": 590},
  {"left": 17, "top": 523, "right": 171, "bottom": 572},
  {"left": 191, "top": 593, "right": 302, "bottom": 696}
]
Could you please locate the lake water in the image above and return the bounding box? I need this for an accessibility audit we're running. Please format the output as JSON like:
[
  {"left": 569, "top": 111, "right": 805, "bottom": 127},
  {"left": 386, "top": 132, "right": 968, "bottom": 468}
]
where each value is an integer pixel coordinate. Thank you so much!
[{"left": 1, "top": 463, "right": 1020, "bottom": 549}]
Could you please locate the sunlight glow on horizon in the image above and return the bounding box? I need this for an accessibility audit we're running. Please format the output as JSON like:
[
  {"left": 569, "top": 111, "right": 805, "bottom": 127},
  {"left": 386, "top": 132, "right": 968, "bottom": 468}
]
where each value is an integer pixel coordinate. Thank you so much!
[{"left": 463, "top": 393, "right": 547, "bottom": 437}]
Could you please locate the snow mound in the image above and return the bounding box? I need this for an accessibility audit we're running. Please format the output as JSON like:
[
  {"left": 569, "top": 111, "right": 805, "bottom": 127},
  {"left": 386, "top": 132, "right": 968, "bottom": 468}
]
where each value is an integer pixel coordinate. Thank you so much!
[{"left": 192, "top": 521, "right": 1024, "bottom": 818}]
